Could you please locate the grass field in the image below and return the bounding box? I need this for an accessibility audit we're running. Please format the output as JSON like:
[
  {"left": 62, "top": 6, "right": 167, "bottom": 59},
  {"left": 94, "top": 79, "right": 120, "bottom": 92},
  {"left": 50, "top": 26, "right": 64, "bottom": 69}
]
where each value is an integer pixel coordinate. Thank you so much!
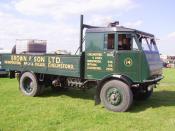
[{"left": 0, "top": 69, "right": 175, "bottom": 131}]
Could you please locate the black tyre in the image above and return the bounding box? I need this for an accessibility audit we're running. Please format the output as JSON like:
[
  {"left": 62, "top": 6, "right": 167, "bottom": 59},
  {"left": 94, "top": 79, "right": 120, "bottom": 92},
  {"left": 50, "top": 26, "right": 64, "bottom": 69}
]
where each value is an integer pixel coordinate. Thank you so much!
[
  {"left": 19, "top": 72, "right": 41, "bottom": 96},
  {"left": 132, "top": 86, "right": 153, "bottom": 101},
  {"left": 100, "top": 80, "right": 133, "bottom": 112}
]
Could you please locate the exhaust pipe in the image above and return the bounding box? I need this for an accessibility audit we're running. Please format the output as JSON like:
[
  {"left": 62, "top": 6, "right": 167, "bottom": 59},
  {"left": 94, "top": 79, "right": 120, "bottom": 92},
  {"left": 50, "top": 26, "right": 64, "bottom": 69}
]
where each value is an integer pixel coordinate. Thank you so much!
[{"left": 79, "top": 15, "right": 83, "bottom": 53}]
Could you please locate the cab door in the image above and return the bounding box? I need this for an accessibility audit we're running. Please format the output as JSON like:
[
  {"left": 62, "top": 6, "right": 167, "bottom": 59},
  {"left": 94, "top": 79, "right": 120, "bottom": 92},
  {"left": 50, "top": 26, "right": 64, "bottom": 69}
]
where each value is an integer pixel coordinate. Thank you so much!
[
  {"left": 116, "top": 33, "right": 141, "bottom": 82},
  {"left": 85, "top": 33, "right": 116, "bottom": 80}
]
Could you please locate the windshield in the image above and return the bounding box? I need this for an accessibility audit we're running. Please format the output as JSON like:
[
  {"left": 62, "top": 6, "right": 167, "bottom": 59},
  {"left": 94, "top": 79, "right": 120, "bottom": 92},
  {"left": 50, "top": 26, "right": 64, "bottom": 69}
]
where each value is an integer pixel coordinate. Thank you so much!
[{"left": 139, "top": 37, "right": 158, "bottom": 52}]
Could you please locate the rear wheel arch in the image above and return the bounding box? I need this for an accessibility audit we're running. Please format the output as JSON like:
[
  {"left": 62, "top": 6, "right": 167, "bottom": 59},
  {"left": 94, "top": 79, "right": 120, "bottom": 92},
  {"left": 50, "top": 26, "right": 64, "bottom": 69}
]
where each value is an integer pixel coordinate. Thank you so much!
[{"left": 19, "top": 71, "right": 37, "bottom": 78}]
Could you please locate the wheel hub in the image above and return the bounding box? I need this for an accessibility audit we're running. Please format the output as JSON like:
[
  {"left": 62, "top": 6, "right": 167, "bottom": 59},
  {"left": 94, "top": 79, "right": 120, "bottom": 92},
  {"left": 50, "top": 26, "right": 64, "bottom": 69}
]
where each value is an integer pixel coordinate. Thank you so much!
[
  {"left": 107, "top": 88, "right": 122, "bottom": 106},
  {"left": 23, "top": 78, "right": 33, "bottom": 93}
]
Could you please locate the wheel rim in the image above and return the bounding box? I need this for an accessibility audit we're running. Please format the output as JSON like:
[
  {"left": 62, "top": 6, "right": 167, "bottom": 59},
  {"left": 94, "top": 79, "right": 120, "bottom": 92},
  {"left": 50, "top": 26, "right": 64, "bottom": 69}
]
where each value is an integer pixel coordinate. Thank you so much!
[
  {"left": 106, "top": 87, "right": 122, "bottom": 106},
  {"left": 23, "top": 77, "right": 33, "bottom": 93}
]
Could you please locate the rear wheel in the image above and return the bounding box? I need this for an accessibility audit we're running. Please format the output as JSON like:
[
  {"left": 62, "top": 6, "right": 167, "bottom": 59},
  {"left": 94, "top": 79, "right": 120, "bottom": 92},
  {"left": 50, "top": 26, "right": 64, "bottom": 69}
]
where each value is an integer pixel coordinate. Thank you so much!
[
  {"left": 100, "top": 80, "right": 133, "bottom": 112},
  {"left": 19, "top": 72, "right": 41, "bottom": 96}
]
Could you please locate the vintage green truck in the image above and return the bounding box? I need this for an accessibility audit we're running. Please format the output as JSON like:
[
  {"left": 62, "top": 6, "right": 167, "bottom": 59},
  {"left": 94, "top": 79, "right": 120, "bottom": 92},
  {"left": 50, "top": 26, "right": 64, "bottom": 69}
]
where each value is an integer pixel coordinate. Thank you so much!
[{"left": 0, "top": 15, "right": 163, "bottom": 112}]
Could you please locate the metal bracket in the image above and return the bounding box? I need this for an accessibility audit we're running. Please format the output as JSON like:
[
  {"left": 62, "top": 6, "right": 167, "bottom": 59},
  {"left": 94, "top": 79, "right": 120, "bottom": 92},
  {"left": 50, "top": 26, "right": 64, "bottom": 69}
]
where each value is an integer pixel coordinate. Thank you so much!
[{"left": 39, "top": 74, "right": 44, "bottom": 81}]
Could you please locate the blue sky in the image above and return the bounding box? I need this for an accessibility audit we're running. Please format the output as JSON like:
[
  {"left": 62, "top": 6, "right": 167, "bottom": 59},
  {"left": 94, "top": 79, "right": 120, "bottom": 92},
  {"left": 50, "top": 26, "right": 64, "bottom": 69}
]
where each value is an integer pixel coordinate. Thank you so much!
[{"left": 0, "top": 0, "right": 174, "bottom": 55}]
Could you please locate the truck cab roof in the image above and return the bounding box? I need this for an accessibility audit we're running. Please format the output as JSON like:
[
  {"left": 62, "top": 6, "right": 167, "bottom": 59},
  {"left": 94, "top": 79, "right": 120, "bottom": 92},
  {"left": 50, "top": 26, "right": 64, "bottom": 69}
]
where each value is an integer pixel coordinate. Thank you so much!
[{"left": 86, "top": 26, "right": 154, "bottom": 38}]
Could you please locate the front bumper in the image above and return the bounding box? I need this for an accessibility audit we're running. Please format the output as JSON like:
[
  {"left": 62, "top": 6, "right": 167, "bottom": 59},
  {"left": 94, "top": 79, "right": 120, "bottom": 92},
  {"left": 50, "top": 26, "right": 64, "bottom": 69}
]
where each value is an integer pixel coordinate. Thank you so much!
[{"left": 143, "top": 75, "right": 163, "bottom": 84}]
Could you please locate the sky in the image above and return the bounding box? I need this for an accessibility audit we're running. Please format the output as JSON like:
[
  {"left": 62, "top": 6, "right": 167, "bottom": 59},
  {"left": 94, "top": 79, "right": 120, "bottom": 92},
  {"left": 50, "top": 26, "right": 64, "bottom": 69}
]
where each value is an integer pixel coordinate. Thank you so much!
[{"left": 0, "top": 0, "right": 174, "bottom": 55}]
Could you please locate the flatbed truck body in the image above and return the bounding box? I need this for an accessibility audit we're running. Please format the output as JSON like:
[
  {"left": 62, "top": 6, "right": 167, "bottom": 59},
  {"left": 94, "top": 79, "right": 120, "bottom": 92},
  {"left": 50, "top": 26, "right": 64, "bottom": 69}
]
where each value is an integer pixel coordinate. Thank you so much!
[{"left": 1, "top": 54, "right": 81, "bottom": 77}]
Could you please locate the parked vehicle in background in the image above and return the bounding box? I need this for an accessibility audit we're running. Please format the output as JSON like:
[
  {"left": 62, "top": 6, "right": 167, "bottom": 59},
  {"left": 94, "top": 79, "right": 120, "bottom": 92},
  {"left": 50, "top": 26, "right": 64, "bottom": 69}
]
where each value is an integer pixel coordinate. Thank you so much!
[{"left": 0, "top": 48, "right": 10, "bottom": 76}]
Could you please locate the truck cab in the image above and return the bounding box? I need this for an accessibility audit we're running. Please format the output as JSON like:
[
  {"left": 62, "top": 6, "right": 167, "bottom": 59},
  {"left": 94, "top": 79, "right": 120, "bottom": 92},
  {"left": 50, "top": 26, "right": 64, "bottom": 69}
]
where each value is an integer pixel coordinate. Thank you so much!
[
  {"left": 84, "top": 25, "right": 162, "bottom": 83},
  {"left": 81, "top": 22, "right": 163, "bottom": 112}
]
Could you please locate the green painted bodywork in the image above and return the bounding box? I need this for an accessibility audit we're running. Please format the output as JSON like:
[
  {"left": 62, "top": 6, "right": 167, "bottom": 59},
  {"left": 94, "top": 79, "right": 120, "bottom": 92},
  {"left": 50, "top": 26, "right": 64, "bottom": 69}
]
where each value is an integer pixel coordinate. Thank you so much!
[
  {"left": 84, "top": 31, "right": 162, "bottom": 83},
  {"left": 84, "top": 50, "right": 144, "bottom": 82},
  {"left": 1, "top": 54, "right": 81, "bottom": 77},
  {"left": 85, "top": 51, "right": 115, "bottom": 80}
]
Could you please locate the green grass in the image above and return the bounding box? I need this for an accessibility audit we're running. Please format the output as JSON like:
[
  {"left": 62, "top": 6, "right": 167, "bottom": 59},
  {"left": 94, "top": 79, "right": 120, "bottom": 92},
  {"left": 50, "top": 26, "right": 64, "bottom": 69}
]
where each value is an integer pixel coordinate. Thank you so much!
[
  {"left": 1, "top": 68, "right": 175, "bottom": 131},
  {"left": 161, "top": 68, "right": 175, "bottom": 83}
]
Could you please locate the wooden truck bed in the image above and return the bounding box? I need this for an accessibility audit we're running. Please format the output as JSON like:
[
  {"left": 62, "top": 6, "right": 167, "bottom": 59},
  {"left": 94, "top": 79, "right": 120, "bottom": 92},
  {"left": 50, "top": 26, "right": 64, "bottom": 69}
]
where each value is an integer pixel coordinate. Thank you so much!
[{"left": 0, "top": 54, "right": 81, "bottom": 77}]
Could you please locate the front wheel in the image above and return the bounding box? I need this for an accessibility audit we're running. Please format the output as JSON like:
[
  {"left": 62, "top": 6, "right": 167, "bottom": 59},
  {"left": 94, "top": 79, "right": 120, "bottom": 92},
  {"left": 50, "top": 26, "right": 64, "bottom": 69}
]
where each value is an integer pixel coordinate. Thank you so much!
[
  {"left": 100, "top": 80, "right": 133, "bottom": 112},
  {"left": 19, "top": 72, "right": 41, "bottom": 96}
]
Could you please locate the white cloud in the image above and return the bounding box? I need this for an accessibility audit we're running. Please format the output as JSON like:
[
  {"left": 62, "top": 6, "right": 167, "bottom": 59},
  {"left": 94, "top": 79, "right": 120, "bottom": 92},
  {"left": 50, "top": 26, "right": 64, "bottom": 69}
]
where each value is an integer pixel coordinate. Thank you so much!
[
  {"left": 124, "top": 20, "right": 143, "bottom": 28},
  {"left": 157, "top": 32, "right": 175, "bottom": 55},
  {"left": 167, "top": 32, "right": 175, "bottom": 38},
  {"left": 86, "top": 15, "right": 113, "bottom": 26},
  {"left": 0, "top": 11, "right": 79, "bottom": 52},
  {"left": 14, "top": 0, "right": 137, "bottom": 20},
  {"left": 0, "top": 2, "right": 12, "bottom": 11},
  {"left": 0, "top": 0, "right": 138, "bottom": 53}
]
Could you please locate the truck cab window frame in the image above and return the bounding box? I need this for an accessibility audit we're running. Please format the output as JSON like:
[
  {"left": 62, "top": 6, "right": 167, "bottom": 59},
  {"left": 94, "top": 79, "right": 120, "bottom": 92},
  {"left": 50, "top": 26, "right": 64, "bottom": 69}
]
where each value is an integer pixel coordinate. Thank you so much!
[
  {"left": 104, "top": 33, "right": 115, "bottom": 50},
  {"left": 141, "top": 37, "right": 151, "bottom": 51},
  {"left": 150, "top": 39, "right": 158, "bottom": 52},
  {"left": 118, "top": 33, "right": 132, "bottom": 50},
  {"left": 132, "top": 37, "right": 139, "bottom": 50}
]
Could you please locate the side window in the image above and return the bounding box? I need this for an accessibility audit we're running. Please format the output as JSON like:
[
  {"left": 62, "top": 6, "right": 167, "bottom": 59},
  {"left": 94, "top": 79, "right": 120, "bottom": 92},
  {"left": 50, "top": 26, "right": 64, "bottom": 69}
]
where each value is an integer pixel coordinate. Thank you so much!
[
  {"left": 104, "top": 34, "right": 115, "bottom": 50},
  {"left": 118, "top": 34, "right": 131, "bottom": 50}
]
